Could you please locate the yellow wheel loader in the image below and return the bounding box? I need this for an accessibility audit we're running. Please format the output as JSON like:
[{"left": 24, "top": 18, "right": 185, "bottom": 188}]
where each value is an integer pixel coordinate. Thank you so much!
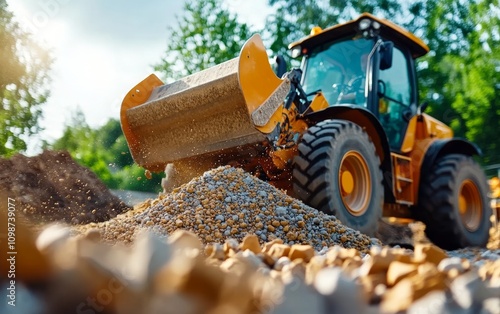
[{"left": 120, "top": 13, "right": 492, "bottom": 250}]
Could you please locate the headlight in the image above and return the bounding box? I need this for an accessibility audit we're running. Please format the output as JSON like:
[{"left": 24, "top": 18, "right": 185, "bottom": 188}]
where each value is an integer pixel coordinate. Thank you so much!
[
  {"left": 291, "top": 46, "right": 302, "bottom": 58},
  {"left": 359, "top": 18, "right": 371, "bottom": 31}
]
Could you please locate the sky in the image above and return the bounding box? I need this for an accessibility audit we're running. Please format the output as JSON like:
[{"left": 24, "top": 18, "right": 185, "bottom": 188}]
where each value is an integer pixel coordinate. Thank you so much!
[{"left": 6, "top": 0, "right": 273, "bottom": 155}]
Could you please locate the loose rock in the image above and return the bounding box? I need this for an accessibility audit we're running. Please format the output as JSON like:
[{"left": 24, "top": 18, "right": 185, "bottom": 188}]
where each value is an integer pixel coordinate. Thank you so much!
[{"left": 79, "top": 166, "right": 375, "bottom": 252}]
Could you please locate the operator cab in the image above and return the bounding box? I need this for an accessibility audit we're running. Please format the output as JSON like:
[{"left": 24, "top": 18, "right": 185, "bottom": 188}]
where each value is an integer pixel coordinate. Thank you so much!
[
  {"left": 300, "top": 37, "right": 372, "bottom": 106},
  {"left": 289, "top": 13, "right": 429, "bottom": 150}
]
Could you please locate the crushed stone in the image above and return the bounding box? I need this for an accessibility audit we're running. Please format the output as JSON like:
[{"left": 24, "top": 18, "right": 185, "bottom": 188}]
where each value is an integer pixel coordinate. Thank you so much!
[{"left": 78, "top": 166, "right": 376, "bottom": 253}]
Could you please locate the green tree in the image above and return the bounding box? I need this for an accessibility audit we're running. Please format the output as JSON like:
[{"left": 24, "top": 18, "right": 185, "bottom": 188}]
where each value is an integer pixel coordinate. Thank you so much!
[
  {"left": 417, "top": 0, "right": 500, "bottom": 165},
  {"left": 94, "top": 119, "right": 133, "bottom": 168},
  {"left": 51, "top": 109, "right": 119, "bottom": 188},
  {"left": 264, "top": 0, "right": 413, "bottom": 60},
  {"left": 91, "top": 118, "right": 164, "bottom": 193},
  {"left": 0, "top": 0, "right": 51, "bottom": 157},
  {"left": 51, "top": 110, "right": 163, "bottom": 192},
  {"left": 153, "top": 0, "right": 254, "bottom": 80},
  {"left": 115, "top": 164, "right": 163, "bottom": 192}
]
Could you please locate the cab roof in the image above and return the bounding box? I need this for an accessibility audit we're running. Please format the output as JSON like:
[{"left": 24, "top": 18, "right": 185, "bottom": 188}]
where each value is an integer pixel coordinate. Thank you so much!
[{"left": 288, "top": 12, "right": 429, "bottom": 59}]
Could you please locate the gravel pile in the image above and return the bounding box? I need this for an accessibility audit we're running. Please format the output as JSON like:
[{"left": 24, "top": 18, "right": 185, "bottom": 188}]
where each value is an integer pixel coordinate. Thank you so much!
[{"left": 82, "top": 166, "right": 376, "bottom": 252}]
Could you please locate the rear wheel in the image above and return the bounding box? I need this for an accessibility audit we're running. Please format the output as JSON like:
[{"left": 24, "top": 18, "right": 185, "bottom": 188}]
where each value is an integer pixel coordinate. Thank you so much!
[
  {"left": 293, "top": 120, "right": 383, "bottom": 235},
  {"left": 418, "top": 154, "right": 491, "bottom": 249}
]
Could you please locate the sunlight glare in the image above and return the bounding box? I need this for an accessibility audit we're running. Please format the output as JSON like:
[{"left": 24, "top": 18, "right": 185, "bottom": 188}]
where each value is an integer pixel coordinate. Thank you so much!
[{"left": 38, "top": 20, "right": 68, "bottom": 48}]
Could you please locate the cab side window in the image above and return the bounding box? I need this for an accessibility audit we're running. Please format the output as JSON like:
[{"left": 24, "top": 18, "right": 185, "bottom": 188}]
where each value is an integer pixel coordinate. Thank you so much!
[
  {"left": 379, "top": 48, "right": 411, "bottom": 106},
  {"left": 379, "top": 47, "right": 413, "bottom": 149}
]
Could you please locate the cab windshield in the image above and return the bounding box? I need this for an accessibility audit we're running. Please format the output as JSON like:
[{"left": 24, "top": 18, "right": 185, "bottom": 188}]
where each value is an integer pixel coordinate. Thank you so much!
[{"left": 301, "top": 38, "right": 374, "bottom": 106}]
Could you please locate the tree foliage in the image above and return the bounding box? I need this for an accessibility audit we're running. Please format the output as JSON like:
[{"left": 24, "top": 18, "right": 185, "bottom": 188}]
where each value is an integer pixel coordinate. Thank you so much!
[
  {"left": 417, "top": 0, "right": 500, "bottom": 165},
  {"left": 153, "top": 0, "right": 254, "bottom": 80},
  {"left": 0, "top": 0, "right": 51, "bottom": 157},
  {"left": 263, "top": 0, "right": 416, "bottom": 59},
  {"left": 50, "top": 110, "right": 163, "bottom": 192}
]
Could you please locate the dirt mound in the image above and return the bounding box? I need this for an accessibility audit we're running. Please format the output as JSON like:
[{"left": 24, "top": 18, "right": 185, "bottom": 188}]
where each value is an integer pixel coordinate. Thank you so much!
[{"left": 0, "top": 150, "right": 130, "bottom": 224}]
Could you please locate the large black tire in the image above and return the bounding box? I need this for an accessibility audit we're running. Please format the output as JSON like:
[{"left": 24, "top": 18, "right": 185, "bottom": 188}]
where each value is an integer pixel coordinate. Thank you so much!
[
  {"left": 419, "top": 154, "right": 491, "bottom": 250},
  {"left": 293, "top": 120, "right": 383, "bottom": 236}
]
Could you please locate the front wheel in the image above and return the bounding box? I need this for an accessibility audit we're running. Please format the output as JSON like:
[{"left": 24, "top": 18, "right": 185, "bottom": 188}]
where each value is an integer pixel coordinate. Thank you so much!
[
  {"left": 293, "top": 120, "right": 383, "bottom": 236},
  {"left": 418, "top": 154, "right": 491, "bottom": 250}
]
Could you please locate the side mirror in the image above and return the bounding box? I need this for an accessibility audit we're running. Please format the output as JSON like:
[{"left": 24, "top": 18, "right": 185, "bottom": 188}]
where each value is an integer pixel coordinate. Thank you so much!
[
  {"left": 379, "top": 41, "right": 394, "bottom": 71},
  {"left": 275, "top": 55, "right": 288, "bottom": 78},
  {"left": 417, "top": 102, "right": 428, "bottom": 115}
]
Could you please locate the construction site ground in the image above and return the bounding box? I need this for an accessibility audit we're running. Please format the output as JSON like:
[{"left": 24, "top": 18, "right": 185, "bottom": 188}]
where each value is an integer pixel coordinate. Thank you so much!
[{"left": 0, "top": 150, "right": 498, "bottom": 314}]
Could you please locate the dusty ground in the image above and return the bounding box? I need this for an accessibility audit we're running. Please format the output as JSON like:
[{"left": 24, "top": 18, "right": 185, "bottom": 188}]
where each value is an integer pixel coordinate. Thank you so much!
[{"left": 0, "top": 151, "right": 498, "bottom": 314}]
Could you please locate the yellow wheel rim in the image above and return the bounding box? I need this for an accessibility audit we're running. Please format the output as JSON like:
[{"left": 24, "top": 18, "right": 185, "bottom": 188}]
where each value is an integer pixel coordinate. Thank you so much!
[
  {"left": 339, "top": 151, "right": 371, "bottom": 216},
  {"left": 459, "top": 179, "right": 482, "bottom": 231}
]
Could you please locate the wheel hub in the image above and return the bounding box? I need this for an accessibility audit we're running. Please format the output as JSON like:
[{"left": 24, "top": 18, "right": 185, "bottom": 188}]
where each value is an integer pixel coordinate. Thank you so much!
[
  {"left": 341, "top": 170, "right": 354, "bottom": 194},
  {"left": 459, "top": 179, "right": 482, "bottom": 231},
  {"left": 339, "top": 151, "right": 371, "bottom": 216}
]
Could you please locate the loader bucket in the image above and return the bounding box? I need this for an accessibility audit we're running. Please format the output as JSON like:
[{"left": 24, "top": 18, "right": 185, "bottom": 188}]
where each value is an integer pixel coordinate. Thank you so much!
[{"left": 120, "top": 34, "right": 289, "bottom": 172}]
